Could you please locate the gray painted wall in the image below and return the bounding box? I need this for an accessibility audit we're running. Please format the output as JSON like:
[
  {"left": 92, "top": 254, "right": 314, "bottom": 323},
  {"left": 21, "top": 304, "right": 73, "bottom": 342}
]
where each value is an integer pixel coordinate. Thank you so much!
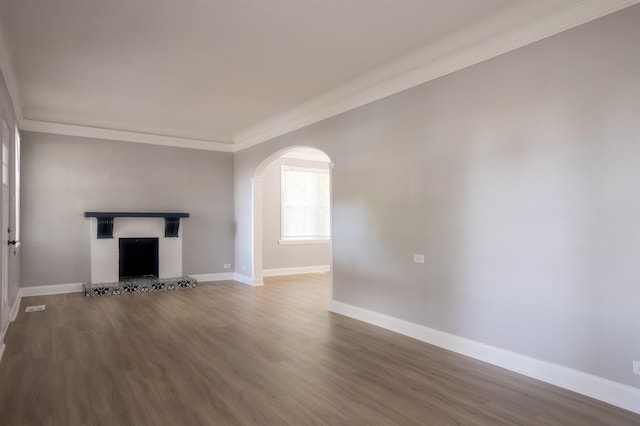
[
  {"left": 262, "top": 157, "right": 330, "bottom": 270},
  {"left": 21, "top": 132, "right": 235, "bottom": 286},
  {"left": 234, "top": 7, "right": 640, "bottom": 388}
]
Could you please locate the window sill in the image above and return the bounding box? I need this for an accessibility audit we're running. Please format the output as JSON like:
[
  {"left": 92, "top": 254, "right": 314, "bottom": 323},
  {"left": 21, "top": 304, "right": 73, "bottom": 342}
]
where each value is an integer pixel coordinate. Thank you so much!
[{"left": 279, "top": 238, "right": 330, "bottom": 246}]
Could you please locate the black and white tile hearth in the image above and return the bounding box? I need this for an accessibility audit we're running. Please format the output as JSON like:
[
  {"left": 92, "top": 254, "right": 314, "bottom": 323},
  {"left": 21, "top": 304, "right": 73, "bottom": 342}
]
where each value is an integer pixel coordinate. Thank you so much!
[{"left": 84, "top": 275, "right": 197, "bottom": 297}]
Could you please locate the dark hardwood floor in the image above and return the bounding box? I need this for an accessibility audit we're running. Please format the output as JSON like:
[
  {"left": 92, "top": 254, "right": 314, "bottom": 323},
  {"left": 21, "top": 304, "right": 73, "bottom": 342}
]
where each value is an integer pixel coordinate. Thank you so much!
[{"left": 1, "top": 273, "right": 638, "bottom": 425}]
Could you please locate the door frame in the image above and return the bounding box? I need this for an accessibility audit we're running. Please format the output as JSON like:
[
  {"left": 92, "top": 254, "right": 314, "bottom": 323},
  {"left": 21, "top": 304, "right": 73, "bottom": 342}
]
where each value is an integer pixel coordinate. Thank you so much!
[{"left": 1, "top": 119, "right": 10, "bottom": 335}]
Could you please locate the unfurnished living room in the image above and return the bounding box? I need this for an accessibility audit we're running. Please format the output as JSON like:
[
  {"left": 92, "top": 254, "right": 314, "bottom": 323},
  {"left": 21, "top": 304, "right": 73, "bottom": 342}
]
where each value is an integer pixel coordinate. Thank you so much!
[{"left": 0, "top": 1, "right": 639, "bottom": 424}]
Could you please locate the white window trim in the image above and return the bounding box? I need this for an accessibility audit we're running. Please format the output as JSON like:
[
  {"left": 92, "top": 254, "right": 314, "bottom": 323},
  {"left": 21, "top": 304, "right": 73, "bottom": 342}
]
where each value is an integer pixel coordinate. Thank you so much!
[{"left": 279, "top": 237, "right": 330, "bottom": 246}]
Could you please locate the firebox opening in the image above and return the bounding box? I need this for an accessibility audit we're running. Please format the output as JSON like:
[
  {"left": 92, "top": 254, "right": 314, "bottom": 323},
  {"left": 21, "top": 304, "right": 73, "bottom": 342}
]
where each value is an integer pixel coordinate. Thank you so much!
[{"left": 119, "top": 237, "right": 159, "bottom": 280}]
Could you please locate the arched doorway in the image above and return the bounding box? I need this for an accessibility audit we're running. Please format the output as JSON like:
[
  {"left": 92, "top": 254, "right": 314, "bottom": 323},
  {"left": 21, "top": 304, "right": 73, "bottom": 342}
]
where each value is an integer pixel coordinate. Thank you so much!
[{"left": 251, "top": 146, "right": 333, "bottom": 296}]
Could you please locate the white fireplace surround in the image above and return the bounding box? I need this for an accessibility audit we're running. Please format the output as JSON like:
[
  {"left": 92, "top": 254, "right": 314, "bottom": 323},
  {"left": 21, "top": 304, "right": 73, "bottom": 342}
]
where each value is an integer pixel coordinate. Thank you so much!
[{"left": 89, "top": 217, "right": 182, "bottom": 284}]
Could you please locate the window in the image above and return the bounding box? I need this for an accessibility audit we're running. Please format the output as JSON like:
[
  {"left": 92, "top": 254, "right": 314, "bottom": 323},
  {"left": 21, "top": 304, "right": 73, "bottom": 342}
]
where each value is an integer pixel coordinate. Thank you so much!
[{"left": 281, "top": 165, "right": 330, "bottom": 243}]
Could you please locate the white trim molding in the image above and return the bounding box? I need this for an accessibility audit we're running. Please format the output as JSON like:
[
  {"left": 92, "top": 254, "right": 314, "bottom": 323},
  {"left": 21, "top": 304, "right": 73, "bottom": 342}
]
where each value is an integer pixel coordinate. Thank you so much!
[
  {"left": 329, "top": 300, "right": 640, "bottom": 415},
  {"left": 19, "top": 283, "right": 84, "bottom": 297},
  {"left": 14, "top": 274, "right": 255, "bottom": 298},
  {"left": 189, "top": 273, "right": 235, "bottom": 282},
  {"left": 234, "top": 0, "right": 640, "bottom": 150},
  {"left": 20, "top": 120, "right": 234, "bottom": 152},
  {"left": 9, "top": 293, "right": 20, "bottom": 321},
  {"left": 14, "top": 275, "right": 265, "bottom": 298},
  {"left": 0, "top": 315, "right": 9, "bottom": 345},
  {"left": 262, "top": 265, "right": 330, "bottom": 277},
  {"left": 279, "top": 238, "right": 330, "bottom": 246},
  {"left": 233, "top": 273, "right": 264, "bottom": 287},
  {"left": 1, "top": 292, "right": 23, "bottom": 364}
]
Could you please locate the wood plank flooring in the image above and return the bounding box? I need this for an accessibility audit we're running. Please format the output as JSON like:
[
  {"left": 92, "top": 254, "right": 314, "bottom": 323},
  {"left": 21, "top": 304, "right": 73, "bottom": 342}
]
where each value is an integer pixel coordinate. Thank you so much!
[{"left": 1, "top": 273, "right": 638, "bottom": 425}]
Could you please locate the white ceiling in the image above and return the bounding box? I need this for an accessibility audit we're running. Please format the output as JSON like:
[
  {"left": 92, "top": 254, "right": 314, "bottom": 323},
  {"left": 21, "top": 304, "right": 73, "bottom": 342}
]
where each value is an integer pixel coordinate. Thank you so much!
[{"left": 0, "top": 0, "right": 636, "bottom": 151}]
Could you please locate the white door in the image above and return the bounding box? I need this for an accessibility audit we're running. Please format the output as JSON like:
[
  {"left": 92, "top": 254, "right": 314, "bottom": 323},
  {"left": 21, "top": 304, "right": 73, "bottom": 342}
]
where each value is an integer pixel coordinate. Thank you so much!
[{"left": 1, "top": 120, "right": 9, "bottom": 333}]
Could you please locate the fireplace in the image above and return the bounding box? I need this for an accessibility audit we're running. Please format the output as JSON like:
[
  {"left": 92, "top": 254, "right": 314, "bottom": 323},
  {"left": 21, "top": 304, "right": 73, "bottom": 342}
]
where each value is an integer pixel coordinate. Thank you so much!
[
  {"left": 84, "top": 211, "right": 196, "bottom": 297},
  {"left": 119, "top": 237, "right": 159, "bottom": 279},
  {"left": 86, "top": 213, "right": 189, "bottom": 284}
]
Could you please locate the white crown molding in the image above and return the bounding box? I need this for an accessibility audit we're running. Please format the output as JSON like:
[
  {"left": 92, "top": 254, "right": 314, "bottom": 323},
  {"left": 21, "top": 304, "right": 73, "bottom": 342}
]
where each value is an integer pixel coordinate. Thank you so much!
[
  {"left": 234, "top": 0, "right": 640, "bottom": 151},
  {"left": 329, "top": 300, "right": 640, "bottom": 415},
  {"left": 20, "top": 119, "right": 235, "bottom": 152}
]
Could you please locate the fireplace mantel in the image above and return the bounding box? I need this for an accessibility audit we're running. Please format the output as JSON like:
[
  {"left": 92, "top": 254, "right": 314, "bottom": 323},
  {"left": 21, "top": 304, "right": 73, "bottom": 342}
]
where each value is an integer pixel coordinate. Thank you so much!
[{"left": 84, "top": 212, "right": 189, "bottom": 238}]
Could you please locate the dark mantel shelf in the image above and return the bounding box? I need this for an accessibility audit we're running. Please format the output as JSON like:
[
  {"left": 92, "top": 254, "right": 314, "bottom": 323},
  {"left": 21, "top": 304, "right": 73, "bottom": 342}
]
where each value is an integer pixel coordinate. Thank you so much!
[
  {"left": 84, "top": 212, "right": 190, "bottom": 238},
  {"left": 84, "top": 212, "right": 189, "bottom": 219}
]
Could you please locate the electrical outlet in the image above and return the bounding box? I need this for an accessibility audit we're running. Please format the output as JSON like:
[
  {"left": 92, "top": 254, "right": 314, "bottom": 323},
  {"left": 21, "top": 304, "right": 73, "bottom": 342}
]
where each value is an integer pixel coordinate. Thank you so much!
[
  {"left": 223, "top": 264, "right": 231, "bottom": 269},
  {"left": 413, "top": 254, "right": 424, "bottom": 264},
  {"left": 633, "top": 360, "right": 640, "bottom": 376}
]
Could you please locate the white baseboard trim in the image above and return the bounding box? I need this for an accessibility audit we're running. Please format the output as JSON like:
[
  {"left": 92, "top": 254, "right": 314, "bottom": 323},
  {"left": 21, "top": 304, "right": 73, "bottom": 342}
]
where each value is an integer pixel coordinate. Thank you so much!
[
  {"left": 19, "top": 282, "right": 85, "bottom": 297},
  {"left": 189, "top": 273, "right": 235, "bottom": 282},
  {"left": 329, "top": 300, "right": 640, "bottom": 415},
  {"left": 0, "top": 300, "right": 9, "bottom": 363},
  {"left": 1, "top": 294, "right": 22, "bottom": 366},
  {"left": 9, "top": 294, "right": 21, "bottom": 321},
  {"left": 0, "top": 318, "right": 8, "bottom": 344},
  {"left": 262, "top": 265, "right": 330, "bottom": 277},
  {"left": 233, "top": 273, "right": 264, "bottom": 287},
  {"left": 16, "top": 274, "right": 266, "bottom": 295}
]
